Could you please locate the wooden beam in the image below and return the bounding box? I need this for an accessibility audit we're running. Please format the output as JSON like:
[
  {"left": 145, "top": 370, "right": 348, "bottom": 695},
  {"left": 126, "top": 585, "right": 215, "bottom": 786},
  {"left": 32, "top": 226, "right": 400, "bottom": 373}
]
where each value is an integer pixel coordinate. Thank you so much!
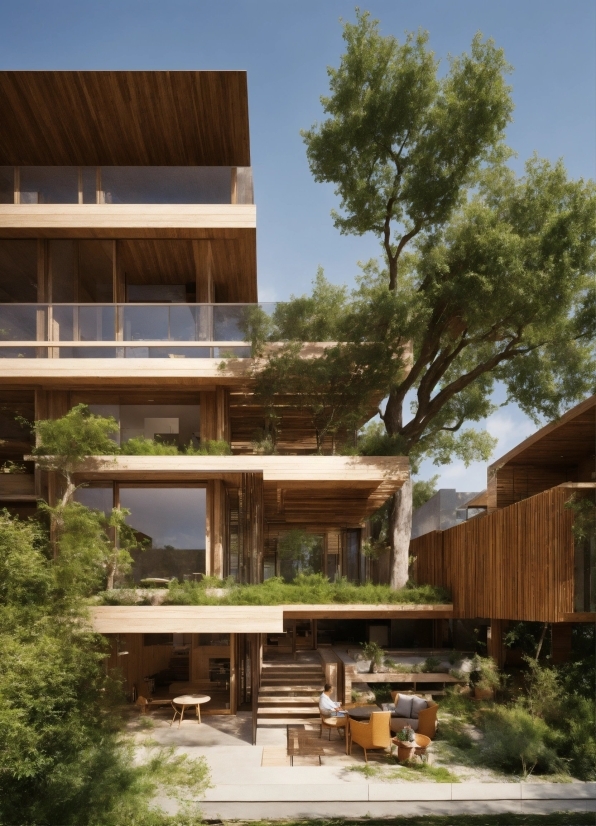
[{"left": 90, "top": 605, "right": 283, "bottom": 634}]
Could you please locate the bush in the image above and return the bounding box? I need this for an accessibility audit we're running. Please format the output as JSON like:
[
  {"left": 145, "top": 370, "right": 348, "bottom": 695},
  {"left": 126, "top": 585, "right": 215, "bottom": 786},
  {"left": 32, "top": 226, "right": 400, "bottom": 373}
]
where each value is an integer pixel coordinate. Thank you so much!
[
  {"left": 164, "top": 572, "right": 449, "bottom": 606},
  {"left": 420, "top": 655, "right": 443, "bottom": 672},
  {"left": 478, "top": 705, "right": 564, "bottom": 778},
  {"left": 120, "top": 437, "right": 178, "bottom": 455}
]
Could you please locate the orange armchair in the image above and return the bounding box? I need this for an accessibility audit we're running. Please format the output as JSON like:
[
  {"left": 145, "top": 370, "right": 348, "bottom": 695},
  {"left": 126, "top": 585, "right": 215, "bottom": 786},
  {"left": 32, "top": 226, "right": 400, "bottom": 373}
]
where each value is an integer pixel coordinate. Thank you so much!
[{"left": 348, "top": 711, "right": 391, "bottom": 762}]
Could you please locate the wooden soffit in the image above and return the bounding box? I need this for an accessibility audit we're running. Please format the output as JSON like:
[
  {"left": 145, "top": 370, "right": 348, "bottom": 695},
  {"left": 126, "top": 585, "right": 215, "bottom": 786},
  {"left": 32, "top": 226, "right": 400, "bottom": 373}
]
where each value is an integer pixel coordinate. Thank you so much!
[
  {"left": 90, "top": 605, "right": 283, "bottom": 634},
  {"left": 0, "top": 71, "right": 250, "bottom": 166},
  {"left": 489, "top": 395, "right": 596, "bottom": 472}
]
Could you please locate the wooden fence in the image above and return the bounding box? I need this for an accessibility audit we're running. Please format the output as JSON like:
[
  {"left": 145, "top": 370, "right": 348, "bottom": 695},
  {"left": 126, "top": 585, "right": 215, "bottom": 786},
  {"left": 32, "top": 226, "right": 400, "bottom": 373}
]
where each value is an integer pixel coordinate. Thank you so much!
[{"left": 411, "top": 487, "right": 575, "bottom": 622}]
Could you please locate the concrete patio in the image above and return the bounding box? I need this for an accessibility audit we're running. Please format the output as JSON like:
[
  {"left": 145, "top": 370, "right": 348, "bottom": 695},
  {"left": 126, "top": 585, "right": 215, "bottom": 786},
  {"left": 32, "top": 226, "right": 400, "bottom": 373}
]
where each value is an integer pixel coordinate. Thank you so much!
[{"left": 129, "top": 710, "right": 596, "bottom": 820}]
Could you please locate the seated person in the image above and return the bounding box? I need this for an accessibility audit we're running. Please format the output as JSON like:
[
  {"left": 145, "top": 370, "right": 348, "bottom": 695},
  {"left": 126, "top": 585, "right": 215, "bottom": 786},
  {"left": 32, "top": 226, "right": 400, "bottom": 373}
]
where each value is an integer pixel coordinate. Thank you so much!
[{"left": 319, "top": 683, "right": 346, "bottom": 717}]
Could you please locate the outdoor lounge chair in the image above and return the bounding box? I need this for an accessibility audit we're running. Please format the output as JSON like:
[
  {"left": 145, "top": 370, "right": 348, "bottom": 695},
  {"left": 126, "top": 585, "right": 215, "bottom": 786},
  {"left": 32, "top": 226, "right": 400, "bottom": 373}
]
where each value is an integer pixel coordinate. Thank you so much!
[{"left": 347, "top": 710, "right": 391, "bottom": 762}]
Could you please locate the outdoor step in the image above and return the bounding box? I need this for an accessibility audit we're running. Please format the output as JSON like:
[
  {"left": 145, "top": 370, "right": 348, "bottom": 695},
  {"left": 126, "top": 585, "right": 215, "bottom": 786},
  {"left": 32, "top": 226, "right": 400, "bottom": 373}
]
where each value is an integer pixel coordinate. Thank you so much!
[
  {"left": 261, "top": 677, "right": 323, "bottom": 683},
  {"left": 258, "top": 696, "right": 317, "bottom": 704},
  {"left": 259, "top": 685, "right": 321, "bottom": 693},
  {"left": 256, "top": 717, "right": 323, "bottom": 727},
  {"left": 257, "top": 706, "right": 319, "bottom": 716}
]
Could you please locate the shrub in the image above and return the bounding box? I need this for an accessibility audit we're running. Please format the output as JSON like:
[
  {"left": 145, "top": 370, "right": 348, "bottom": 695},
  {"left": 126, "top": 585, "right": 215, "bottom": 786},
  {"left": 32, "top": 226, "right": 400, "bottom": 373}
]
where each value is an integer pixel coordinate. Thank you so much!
[
  {"left": 119, "top": 437, "right": 178, "bottom": 455},
  {"left": 420, "top": 655, "right": 443, "bottom": 673},
  {"left": 478, "top": 705, "right": 564, "bottom": 778},
  {"left": 183, "top": 439, "right": 232, "bottom": 456}
]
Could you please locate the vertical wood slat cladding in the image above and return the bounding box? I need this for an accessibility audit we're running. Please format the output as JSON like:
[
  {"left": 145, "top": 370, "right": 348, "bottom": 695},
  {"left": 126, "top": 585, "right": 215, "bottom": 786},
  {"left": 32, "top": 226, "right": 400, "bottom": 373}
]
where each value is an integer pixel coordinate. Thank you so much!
[
  {"left": 241, "top": 472, "right": 263, "bottom": 583},
  {"left": 411, "top": 487, "right": 575, "bottom": 622}
]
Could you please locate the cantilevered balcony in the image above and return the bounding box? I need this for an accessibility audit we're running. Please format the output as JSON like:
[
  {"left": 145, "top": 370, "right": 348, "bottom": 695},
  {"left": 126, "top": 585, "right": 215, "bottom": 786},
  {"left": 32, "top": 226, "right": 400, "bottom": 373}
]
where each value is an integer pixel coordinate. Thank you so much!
[{"left": 0, "top": 303, "right": 277, "bottom": 359}]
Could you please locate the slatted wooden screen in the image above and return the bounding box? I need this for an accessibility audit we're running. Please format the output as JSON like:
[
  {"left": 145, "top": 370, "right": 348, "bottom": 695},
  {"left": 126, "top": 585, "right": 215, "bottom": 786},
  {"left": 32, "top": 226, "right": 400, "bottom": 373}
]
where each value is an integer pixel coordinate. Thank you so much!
[{"left": 411, "top": 487, "right": 575, "bottom": 622}]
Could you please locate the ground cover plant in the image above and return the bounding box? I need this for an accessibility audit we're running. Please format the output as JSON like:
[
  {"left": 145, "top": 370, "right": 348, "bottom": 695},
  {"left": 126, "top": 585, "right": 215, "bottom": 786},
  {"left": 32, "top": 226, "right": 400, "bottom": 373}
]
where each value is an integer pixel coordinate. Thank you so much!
[
  {"left": 152, "top": 573, "right": 448, "bottom": 606},
  {"left": 434, "top": 657, "right": 596, "bottom": 782}
]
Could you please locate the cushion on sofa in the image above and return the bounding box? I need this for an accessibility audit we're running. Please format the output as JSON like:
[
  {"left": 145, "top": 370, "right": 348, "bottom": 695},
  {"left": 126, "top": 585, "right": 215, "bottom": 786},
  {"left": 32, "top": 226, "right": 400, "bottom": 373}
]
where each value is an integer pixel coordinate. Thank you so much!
[
  {"left": 390, "top": 717, "right": 419, "bottom": 733},
  {"left": 411, "top": 696, "right": 428, "bottom": 719},
  {"left": 394, "top": 694, "right": 413, "bottom": 718}
]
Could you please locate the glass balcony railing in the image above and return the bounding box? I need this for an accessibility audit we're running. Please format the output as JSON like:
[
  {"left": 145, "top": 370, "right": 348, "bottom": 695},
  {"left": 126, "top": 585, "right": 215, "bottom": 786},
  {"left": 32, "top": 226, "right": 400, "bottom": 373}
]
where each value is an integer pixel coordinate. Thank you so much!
[{"left": 0, "top": 303, "right": 275, "bottom": 358}]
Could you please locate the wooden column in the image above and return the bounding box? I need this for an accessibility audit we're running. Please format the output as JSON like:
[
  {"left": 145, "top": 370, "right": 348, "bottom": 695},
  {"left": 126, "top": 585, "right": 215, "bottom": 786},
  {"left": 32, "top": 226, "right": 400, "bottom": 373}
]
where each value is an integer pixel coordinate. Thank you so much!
[
  {"left": 241, "top": 472, "right": 264, "bottom": 584},
  {"left": 193, "top": 240, "right": 214, "bottom": 304},
  {"left": 551, "top": 623, "right": 573, "bottom": 664},
  {"left": 487, "top": 619, "right": 506, "bottom": 669},
  {"left": 216, "top": 386, "right": 230, "bottom": 442},
  {"left": 211, "top": 479, "right": 225, "bottom": 578},
  {"left": 200, "top": 391, "right": 218, "bottom": 442}
]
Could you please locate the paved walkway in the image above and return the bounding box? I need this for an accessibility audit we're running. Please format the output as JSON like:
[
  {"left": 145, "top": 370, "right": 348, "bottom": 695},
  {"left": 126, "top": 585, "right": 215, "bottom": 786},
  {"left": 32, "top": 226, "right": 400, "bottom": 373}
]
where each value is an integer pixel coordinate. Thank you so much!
[{"left": 135, "top": 711, "right": 596, "bottom": 819}]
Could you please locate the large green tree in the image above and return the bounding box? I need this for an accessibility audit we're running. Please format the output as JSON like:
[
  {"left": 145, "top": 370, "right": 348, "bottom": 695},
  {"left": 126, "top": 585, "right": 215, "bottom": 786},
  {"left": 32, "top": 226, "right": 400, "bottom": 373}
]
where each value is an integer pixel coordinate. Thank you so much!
[{"left": 251, "top": 12, "right": 595, "bottom": 589}]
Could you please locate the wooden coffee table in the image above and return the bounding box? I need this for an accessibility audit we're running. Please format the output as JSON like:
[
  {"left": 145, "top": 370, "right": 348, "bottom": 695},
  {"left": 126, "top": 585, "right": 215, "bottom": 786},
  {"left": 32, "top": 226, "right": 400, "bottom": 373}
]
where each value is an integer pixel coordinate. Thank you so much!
[{"left": 171, "top": 694, "right": 211, "bottom": 727}]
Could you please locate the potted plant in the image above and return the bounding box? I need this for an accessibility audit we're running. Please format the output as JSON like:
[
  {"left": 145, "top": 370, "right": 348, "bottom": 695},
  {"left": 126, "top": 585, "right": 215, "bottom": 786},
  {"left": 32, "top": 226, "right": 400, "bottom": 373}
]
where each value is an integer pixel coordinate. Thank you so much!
[
  {"left": 470, "top": 655, "right": 501, "bottom": 700},
  {"left": 394, "top": 725, "right": 417, "bottom": 762},
  {"left": 361, "top": 641, "right": 384, "bottom": 673}
]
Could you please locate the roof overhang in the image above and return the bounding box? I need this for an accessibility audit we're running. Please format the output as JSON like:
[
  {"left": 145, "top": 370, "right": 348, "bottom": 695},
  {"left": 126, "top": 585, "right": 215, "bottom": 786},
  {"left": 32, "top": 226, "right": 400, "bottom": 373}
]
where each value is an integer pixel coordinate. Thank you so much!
[
  {"left": 0, "top": 71, "right": 250, "bottom": 166},
  {"left": 89, "top": 602, "right": 454, "bottom": 633},
  {"left": 488, "top": 394, "right": 596, "bottom": 472}
]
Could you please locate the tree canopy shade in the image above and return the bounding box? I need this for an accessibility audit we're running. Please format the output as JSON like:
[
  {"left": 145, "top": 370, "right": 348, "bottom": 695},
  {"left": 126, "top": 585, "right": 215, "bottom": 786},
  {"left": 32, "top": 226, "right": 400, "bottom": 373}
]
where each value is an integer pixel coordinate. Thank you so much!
[
  {"left": 302, "top": 12, "right": 514, "bottom": 290},
  {"left": 246, "top": 11, "right": 596, "bottom": 589}
]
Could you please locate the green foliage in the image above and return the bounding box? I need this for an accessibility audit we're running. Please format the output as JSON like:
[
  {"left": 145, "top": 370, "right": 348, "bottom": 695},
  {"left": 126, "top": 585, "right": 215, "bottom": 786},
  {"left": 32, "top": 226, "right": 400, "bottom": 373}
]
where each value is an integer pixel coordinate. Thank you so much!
[
  {"left": 0, "top": 511, "right": 209, "bottom": 825},
  {"left": 361, "top": 640, "right": 384, "bottom": 666},
  {"left": 565, "top": 493, "right": 596, "bottom": 542},
  {"left": 302, "top": 12, "right": 513, "bottom": 284},
  {"left": 161, "top": 572, "right": 449, "bottom": 606},
  {"left": 470, "top": 655, "right": 502, "bottom": 691},
  {"left": 398, "top": 762, "right": 460, "bottom": 783},
  {"left": 32, "top": 403, "right": 118, "bottom": 466},
  {"left": 277, "top": 529, "right": 323, "bottom": 579},
  {"left": 119, "top": 436, "right": 178, "bottom": 455},
  {"left": 478, "top": 705, "right": 564, "bottom": 778},
  {"left": 182, "top": 438, "right": 232, "bottom": 456},
  {"left": 420, "top": 655, "right": 443, "bottom": 673},
  {"left": 412, "top": 475, "right": 439, "bottom": 509}
]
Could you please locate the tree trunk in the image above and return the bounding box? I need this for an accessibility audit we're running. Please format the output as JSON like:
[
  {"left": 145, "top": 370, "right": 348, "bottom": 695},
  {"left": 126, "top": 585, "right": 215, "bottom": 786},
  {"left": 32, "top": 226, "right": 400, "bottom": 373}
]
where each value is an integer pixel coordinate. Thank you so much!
[{"left": 389, "top": 473, "right": 412, "bottom": 590}]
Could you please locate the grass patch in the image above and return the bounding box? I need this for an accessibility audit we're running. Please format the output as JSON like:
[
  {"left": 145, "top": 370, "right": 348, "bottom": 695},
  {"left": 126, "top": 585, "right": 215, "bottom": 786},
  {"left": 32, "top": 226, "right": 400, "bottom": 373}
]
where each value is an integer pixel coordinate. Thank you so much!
[{"left": 398, "top": 760, "right": 460, "bottom": 782}]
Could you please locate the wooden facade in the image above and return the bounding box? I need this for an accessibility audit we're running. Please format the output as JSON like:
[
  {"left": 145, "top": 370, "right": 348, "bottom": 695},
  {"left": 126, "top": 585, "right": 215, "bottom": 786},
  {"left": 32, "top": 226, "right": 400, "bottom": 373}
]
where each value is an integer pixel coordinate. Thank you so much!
[{"left": 413, "top": 483, "right": 581, "bottom": 623}]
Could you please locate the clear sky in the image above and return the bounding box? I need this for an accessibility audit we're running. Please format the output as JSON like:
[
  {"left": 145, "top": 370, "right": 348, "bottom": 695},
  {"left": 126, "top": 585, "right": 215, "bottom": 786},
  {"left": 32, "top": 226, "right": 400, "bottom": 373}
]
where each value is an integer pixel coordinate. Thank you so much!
[{"left": 1, "top": 0, "right": 594, "bottom": 491}]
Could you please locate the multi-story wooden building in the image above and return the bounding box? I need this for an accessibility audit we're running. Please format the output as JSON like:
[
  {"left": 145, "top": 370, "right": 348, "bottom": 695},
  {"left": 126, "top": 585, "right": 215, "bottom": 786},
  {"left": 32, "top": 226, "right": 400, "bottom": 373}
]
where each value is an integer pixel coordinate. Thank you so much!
[
  {"left": 0, "top": 71, "right": 443, "bottom": 733},
  {"left": 1, "top": 71, "right": 591, "bottom": 736}
]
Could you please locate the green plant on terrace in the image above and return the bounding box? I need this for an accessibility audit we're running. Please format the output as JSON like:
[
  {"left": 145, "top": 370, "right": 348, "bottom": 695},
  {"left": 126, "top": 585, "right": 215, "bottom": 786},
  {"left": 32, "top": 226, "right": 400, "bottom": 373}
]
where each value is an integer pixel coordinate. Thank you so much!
[{"left": 156, "top": 572, "right": 449, "bottom": 606}]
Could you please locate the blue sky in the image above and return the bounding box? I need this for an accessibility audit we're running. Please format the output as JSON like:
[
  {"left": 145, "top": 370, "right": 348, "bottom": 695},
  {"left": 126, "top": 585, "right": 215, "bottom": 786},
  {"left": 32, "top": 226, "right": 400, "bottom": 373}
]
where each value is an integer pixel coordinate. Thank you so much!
[{"left": 1, "top": 0, "right": 594, "bottom": 491}]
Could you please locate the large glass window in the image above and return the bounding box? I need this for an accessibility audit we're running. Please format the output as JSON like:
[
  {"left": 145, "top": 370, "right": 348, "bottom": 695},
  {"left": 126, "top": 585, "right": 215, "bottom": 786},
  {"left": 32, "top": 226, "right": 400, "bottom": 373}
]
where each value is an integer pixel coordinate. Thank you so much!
[
  {"left": 120, "top": 487, "right": 206, "bottom": 583},
  {"left": 74, "top": 485, "right": 113, "bottom": 515},
  {"left": 78, "top": 240, "right": 113, "bottom": 302},
  {"left": 0, "top": 240, "right": 38, "bottom": 303},
  {"left": 279, "top": 532, "right": 323, "bottom": 582},
  {"left": 101, "top": 167, "right": 231, "bottom": 204},
  {"left": 20, "top": 167, "right": 78, "bottom": 204},
  {"left": 87, "top": 403, "right": 200, "bottom": 449},
  {"left": 0, "top": 167, "right": 14, "bottom": 203}
]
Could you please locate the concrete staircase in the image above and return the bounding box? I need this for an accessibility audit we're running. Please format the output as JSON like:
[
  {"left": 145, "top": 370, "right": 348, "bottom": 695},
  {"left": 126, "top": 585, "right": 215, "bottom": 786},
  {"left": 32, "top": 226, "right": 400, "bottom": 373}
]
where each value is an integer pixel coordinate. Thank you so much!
[{"left": 257, "top": 659, "right": 324, "bottom": 728}]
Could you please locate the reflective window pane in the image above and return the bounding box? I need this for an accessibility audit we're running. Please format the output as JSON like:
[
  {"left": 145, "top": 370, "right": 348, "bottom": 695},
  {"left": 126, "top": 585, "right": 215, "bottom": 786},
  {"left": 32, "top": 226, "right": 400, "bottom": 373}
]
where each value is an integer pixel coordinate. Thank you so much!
[
  {"left": 78, "top": 240, "right": 113, "bottom": 302},
  {"left": 120, "top": 487, "right": 206, "bottom": 582},
  {"left": 0, "top": 240, "right": 38, "bottom": 302},
  {"left": 82, "top": 167, "right": 96, "bottom": 204},
  {"left": 78, "top": 306, "right": 116, "bottom": 341},
  {"left": 49, "top": 240, "right": 76, "bottom": 303},
  {"left": 74, "top": 485, "right": 113, "bottom": 515},
  {"left": 0, "top": 167, "right": 14, "bottom": 203},
  {"left": 101, "top": 167, "right": 231, "bottom": 204},
  {"left": 20, "top": 167, "right": 78, "bottom": 204},
  {"left": 123, "top": 306, "right": 168, "bottom": 340},
  {"left": 0, "top": 305, "right": 38, "bottom": 341}
]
